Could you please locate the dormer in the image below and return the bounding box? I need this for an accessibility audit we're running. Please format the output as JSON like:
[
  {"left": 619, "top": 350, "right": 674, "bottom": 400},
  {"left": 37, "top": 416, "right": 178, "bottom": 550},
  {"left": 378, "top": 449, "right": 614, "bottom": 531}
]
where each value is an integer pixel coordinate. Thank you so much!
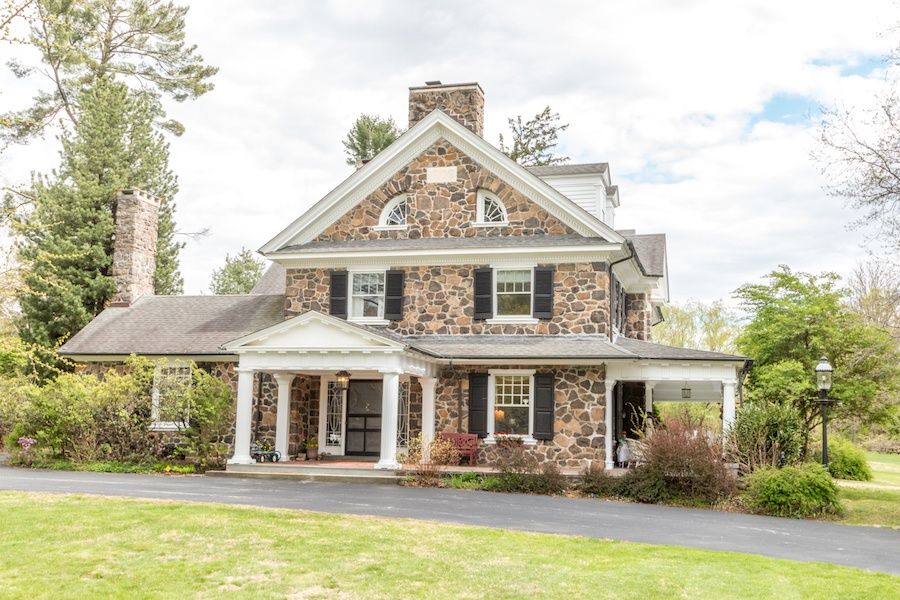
[{"left": 526, "top": 163, "right": 615, "bottom": 228}]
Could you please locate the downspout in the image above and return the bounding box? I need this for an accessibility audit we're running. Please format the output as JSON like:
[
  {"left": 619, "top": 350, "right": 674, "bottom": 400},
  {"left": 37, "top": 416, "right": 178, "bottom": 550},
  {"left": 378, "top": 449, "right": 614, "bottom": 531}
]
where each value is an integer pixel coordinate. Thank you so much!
[{"left": 608, "top": 241, "right": 635, "bottom": 340}]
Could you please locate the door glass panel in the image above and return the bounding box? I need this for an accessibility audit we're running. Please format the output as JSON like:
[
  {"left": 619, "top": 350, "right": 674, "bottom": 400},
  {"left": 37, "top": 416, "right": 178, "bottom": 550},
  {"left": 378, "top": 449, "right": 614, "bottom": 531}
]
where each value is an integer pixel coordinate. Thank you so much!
[
  {"left": 346, "top": 432, "right": 364, "bottom": 453},
  {"left": 368, "top": 417, "right": 381, "bottom": 429},
  {"left": 348, "top": 381, "right": 381, "bottom": 415},
  {"left": 348, "top": 416, "right": 365, "bottom": 429},
  {"left": 365, "top": 431, "right": 381, "bottom": 453}
]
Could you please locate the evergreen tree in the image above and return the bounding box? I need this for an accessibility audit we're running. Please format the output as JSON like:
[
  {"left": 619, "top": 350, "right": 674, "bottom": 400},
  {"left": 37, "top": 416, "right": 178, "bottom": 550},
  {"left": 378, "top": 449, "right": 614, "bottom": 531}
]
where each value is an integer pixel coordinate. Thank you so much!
[
  {"left": 342, "top": 114, "right": 401, "bottom": 165},
  {"left": 209, "top": 248, "right": 265, "bottom": 295},
  {"left": 499, "top": 106, "right": 569, "bottom": 166},
  {"left": 17, "top": 78, "right": 177, "bottom": 356}
]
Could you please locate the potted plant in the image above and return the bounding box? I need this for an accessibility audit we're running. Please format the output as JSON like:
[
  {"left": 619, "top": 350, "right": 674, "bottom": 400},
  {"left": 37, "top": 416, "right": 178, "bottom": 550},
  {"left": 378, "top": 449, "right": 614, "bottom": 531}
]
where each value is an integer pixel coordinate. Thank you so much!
[{"left": 305, "top": 435, "right": 319, "bottom": 460}]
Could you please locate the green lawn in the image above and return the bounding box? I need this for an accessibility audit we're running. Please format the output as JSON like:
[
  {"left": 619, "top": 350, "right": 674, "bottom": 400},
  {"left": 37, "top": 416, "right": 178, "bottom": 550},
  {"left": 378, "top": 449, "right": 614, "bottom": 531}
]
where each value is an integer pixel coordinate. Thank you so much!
[
  {"left": 838, "top": 452, "right": 900, "bottom": 529},
  {"left": 0, "top": 492, "right": 897, "bottom": 599}
]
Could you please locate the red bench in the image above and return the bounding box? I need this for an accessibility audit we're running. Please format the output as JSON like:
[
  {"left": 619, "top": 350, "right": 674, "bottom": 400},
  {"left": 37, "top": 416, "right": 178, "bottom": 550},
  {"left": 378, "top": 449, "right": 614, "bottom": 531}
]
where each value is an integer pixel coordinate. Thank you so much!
[{"left": 436, "top": 432, "right": 479, "bottom": 466}]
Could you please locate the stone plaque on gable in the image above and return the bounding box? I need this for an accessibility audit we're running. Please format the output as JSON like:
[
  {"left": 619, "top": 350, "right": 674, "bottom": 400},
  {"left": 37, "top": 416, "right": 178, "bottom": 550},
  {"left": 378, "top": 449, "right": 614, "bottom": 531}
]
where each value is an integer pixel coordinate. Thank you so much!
[{"left": 426, "top": 166, "right": 457, "bottom": 184}]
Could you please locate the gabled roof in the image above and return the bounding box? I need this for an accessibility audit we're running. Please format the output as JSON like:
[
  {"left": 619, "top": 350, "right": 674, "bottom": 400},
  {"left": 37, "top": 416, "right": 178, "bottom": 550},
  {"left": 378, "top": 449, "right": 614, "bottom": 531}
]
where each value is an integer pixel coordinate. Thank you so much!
[
  {"left": 250, "top": 262, "right": 287, "bottom": 294},
  {"left": 623, "top": 233, "right": 666, "bottom": 277},
  {"left": 260, "top": 110, "right": 625, "bottom": 254},
  {"left": 525, "top": 163, "right": 608, "bottom": 177},
  {"left": 59, "top": 294, "right": 285, "bottom": 356},
  {"left": 222, "top": 309, "right": 408, "bottom": 353}
]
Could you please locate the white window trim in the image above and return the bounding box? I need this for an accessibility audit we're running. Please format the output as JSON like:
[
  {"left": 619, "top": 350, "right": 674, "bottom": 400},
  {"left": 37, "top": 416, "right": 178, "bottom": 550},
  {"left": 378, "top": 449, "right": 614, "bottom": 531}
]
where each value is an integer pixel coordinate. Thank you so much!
[
  {"left": 347, "top": 268, "right": 390, "bottom": 325},
  {"left": 318, "top": 378, "right": 347, "bottom": 454},
  {"left": 475, "top": 190, "right": 509, "bottom": 226},
  {"left": 487, "top": 266, "right": 536, "bottom": 324},
  {"left": 374, "top": 195, "right": 409, "bottom": 231},
  {"left": 485, "top": 369, "right": 537, "bottom": 445},
  {"left": 151, "top": 361, "right": 191, "bottom": 431}
]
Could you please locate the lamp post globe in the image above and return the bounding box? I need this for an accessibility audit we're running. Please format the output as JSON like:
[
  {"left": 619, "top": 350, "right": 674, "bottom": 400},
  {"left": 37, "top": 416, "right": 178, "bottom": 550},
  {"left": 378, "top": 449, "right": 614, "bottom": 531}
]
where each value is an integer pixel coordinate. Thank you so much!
[{"left": 815, "top": 357, "right": 834, "bottom": 468}]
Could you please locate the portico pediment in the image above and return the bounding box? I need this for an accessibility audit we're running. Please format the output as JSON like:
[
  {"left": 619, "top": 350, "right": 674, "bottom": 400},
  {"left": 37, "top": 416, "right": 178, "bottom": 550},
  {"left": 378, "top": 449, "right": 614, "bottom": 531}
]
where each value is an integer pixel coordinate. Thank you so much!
[{"left": 222, "top": 310, "right": 406, "bottom": 353}]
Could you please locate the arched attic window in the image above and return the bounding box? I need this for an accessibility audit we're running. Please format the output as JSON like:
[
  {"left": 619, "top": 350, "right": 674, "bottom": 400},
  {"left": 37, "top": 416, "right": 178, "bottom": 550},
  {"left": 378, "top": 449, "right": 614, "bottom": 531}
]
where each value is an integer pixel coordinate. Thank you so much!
[
  {"left": 476, "top": 190, "right": 508, "bottom": 226},
  {"left": 377, "top": 195, "right": 408, "bottom": 229}
]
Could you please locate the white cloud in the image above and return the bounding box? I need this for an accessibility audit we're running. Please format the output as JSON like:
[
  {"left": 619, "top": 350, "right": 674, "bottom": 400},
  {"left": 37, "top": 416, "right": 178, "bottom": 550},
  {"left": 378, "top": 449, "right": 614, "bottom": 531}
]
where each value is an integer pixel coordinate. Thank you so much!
[{"left": 1, "top": 0, "right": 898, "bottom": 299}]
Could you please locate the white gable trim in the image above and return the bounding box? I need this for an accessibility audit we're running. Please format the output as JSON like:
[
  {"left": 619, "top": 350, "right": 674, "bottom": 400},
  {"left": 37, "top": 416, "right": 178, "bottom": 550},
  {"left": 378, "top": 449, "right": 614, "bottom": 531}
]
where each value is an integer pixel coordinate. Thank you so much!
[
  {"left": 260, "top": 111, "right": 624, "bottom": 253},
  {"left": 222, "top": 310, "right": 407, "bottom": 353}
]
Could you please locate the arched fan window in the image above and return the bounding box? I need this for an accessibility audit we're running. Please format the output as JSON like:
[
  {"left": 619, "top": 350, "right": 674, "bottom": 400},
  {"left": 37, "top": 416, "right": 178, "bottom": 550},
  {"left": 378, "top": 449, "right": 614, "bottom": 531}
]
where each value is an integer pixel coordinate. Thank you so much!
[
  {"left": 476, "top": 190, "right": 508, "bottom": 225},
  {"left": 378, "top": 195, "right": 408, "bottom": 228}
]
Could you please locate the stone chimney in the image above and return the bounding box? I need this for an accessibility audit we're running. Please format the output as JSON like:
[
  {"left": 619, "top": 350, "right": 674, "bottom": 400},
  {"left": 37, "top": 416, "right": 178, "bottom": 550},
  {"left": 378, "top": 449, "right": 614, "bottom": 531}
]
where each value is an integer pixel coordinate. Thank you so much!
[
  {"left": 111, "top": 189, "right": 160, "bottom": 305},
  {"left": 408, "top": 81, "right": 484, "bottom": 137}
]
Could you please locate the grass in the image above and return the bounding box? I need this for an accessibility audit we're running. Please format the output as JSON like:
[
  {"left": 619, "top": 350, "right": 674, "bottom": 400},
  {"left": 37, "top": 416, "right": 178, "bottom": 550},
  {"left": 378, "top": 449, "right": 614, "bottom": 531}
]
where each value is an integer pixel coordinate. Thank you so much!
[
  {"left": 0, "top": 492, "right": 898, "bottom": 599},
  {"left": 16, "top": 458, "right": 197, "bottom": 474},
  {"left": 837, "top": 452, "right": 900, "bottom": 529}
]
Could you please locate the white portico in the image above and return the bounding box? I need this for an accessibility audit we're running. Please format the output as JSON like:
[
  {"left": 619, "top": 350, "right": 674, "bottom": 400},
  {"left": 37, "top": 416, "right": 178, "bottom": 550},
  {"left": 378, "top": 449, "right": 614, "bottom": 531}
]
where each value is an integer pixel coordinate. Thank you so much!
[
  {"left": 223, "top": 310, "right": 439, "bottom": 469},
  {"left": 603, "top": 358, "right": 744, "bottom": 469}
]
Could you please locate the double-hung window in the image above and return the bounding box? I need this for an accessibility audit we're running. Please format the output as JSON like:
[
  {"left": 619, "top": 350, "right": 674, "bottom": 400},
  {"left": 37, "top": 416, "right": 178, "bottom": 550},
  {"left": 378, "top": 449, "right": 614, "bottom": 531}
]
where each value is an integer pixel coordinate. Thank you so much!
[
  {"left": 351, "top": 272, "right": 385, "bottom": 319},
  {"left": 152, "top": 363, "right": 191, "bottom": 430},
  {"left": 330, "top": 270, "right": 405, "bottom": 322},
  {"left": 468, "top": 371, "right": 556, "bottom": 442},
  {"left": 473, "top": 266, "right": 554, "bottom": 321},
  {"left": 492, "top": 372, "right": 532, "bottom": 435},
  {"left": 495, "top": 269, "right": 532, "bottom": 317}
]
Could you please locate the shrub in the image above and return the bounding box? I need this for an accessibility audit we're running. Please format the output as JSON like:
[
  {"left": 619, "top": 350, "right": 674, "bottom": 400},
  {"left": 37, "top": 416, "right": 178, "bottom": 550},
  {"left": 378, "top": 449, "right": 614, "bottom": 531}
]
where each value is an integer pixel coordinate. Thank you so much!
[
  {"left": 811, "top": 439, "right": 873, "bottom": 481},
  {"left": 743, "top": 463, "right": 843, "bottom": 518},
  {"left": 862, "top": 434, "right": 900, "bottom": 454},
  {"left": 491, "top": 444, "right": 568, "bottom": 495},
  {"left": 619, "top": 467, "right": 674, "bottom": 504},
  {"left": 629, "top": 413, "right": 735, "bottom": 504},
  {"left": 726, "top": 401, "right": 804, "bottom": 473},
  {"left": 400, "top": 433, "right": 460, "bottom": 482},
  {"left": 577, "top": 463, "right": 623, "bottom": 498}
]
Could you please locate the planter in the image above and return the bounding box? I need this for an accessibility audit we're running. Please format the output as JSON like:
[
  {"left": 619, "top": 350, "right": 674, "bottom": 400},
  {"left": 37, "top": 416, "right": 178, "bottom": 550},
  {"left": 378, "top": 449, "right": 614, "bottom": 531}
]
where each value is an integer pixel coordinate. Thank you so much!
[{"left": 306, "top": 448, "right": 318, "bottom": 460}]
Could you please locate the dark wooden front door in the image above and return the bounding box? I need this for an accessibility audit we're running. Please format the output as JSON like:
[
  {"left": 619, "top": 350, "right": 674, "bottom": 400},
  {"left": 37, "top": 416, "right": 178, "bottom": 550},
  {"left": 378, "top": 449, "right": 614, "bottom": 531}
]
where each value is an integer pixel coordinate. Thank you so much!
[{"left": 345, "top": 380, "right": 382, "bottom": 456}]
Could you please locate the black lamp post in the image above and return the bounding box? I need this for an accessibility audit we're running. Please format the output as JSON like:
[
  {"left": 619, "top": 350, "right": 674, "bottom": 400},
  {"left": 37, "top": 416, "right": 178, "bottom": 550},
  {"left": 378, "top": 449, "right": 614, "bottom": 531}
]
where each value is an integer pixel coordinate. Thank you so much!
[
  {"left": 335, "top": 370, "right": 351, "bottom": 392},
  {"left": 815, "top": 357, "right": 834, "bottom": 468}
]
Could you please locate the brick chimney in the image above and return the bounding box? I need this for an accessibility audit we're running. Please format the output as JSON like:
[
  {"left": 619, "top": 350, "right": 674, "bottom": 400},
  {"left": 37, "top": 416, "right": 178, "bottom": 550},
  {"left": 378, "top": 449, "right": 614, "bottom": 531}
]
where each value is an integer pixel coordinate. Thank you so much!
[
  {"left": 111, "top": 189, "right": 160, "bottom": 305},
  {"left": 408, "top": 81, "right": 484, "bottom": 137}
]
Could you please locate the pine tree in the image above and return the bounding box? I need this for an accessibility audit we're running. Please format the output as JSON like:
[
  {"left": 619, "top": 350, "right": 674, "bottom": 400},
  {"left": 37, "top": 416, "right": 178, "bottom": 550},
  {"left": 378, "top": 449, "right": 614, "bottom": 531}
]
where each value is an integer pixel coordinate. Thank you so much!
[
  {"left": 17, "top": 78, "right": 178, "bottom": 355},
  {"left": 209, "top": 248, "right": 265, "bottom": 295},
  {"left": 499, "top": 106, "right": 569, "bottom": 167},
  {"left": 342, "top": 114, "right": 401, "bottom": 165}
]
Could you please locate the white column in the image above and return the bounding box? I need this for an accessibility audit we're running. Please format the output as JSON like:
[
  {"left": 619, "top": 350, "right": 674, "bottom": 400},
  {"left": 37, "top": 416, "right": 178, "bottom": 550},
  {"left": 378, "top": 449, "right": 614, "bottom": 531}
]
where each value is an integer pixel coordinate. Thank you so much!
[
  {"left": 273, "top": 372, "right": 295, "bottom": 460},
  {"left": 228, "top": 367, "right": 255, "bottom": 465},
  {"left": 604, "top": 379, "right": 617, "bottom": 470},
  {"left": 644, "top": 382, "right": 655, "bottom": 427},
  {"left": 376, "top": 369, "right": 402, "bottom": 470},
  {"left": 419, "top": 376, "right": 437, "bottom": 445},
  {"left": 722, "top": 380, "right": 736, "bottom": 433}
]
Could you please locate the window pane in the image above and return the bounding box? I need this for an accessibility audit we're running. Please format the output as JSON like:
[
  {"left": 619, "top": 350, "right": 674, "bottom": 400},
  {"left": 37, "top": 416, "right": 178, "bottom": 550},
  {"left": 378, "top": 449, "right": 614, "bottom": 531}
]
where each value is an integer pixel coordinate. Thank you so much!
[
  {"left": 495, "top": 406, "right": 528, "bottom": 434},
  {"left": 497, "top": 293, "right": 530, "bottom": 316}
]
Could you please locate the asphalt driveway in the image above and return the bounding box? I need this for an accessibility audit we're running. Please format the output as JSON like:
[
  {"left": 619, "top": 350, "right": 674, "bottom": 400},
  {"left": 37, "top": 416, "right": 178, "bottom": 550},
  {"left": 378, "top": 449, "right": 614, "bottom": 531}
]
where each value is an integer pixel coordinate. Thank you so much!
[{"left": 1, "top": 465, "right": 898, "bottom": 575}]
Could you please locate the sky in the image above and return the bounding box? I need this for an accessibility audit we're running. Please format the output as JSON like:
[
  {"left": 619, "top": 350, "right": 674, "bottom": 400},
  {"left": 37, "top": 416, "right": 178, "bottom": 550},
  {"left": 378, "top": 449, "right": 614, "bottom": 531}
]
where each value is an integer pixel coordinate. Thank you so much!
[{"left": 2, "top": 0, "right": 899, "bottom": 303}]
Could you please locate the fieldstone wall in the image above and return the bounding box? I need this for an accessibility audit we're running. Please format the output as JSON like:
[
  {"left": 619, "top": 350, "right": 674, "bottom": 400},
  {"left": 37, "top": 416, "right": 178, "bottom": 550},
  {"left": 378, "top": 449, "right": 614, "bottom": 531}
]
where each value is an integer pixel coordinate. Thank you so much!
[
  {"left": 316, "top": 139, "right": 576, "bottom": 242},
  {"left": 285, "top": 262, "right": 610, "bottom": 336},
  {"left": 408, "top": 82, "right": 485, "bottom": 137},
  {"left": 624, "top": 291, "right": 652, "bottom": 341},
  {"left": 111, "top": 189, "right": 160, "bottom": 304},
  {"left": 434, "top": 365, "right": 607, "bottom": 468}
]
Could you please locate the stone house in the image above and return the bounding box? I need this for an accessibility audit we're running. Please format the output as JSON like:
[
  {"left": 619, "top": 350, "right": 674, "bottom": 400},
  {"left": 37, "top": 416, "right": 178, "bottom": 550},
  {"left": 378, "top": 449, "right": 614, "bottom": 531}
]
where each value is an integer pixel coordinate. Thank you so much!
[{"left": 60, "top": 81, "right": 749, "bottom": 469}]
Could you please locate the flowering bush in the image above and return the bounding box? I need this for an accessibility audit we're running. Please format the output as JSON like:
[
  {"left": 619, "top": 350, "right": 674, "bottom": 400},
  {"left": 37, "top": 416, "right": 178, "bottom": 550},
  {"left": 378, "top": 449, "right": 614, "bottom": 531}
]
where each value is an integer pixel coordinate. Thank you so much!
[
  {"left": 17, "top": 437, "right": 37, "bottom": 463},
  {"left": 492, "top": 432, "right": 524, "bottom": 444}
]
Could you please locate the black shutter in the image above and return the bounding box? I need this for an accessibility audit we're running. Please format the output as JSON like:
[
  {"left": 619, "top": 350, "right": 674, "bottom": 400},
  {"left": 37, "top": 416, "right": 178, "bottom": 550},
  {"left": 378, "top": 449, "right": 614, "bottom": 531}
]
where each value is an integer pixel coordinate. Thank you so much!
[
  {"left": 473, "top": 268, "right": 493, "bottom": 320},
  {"left": 384, "top": 270, "right": 405, "bottom": 320},
  {"left": 329, "top": 271, "right": 348, "bottom": 319},
  {"left": 533, "top": 373, "right": 555, "bottom": 440},
  {"left": 468, "top": 373, "right": 488, "bottom": 438},
  {"left": 532, "top": 266, "right": 555, "bottom": 319}
]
